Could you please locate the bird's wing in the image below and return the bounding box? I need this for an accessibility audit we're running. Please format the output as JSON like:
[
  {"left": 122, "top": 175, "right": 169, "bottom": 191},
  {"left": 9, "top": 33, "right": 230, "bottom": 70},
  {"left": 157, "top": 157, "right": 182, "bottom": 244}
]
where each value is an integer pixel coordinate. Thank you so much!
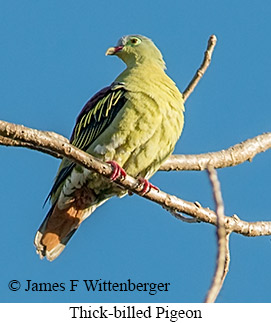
[
  {"left": 70, "top": 83, "right": 127, "bottom": 150},
  {"left": 46, "top": 83, "right": 127, "bottom": 203}
]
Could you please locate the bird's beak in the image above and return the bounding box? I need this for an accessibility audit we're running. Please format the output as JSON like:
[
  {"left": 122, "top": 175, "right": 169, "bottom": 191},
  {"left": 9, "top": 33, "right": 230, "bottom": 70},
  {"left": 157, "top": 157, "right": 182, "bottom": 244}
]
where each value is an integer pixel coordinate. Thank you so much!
[{"left": 105, "top": 46, "right": 123, "bottom": 56}]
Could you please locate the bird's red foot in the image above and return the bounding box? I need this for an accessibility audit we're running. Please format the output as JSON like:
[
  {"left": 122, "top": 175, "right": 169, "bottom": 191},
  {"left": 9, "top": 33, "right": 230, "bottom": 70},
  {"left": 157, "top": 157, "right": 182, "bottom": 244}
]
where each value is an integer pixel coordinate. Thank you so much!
[
  {"left": 138, "top": 178, "right": 159, "bottom": 195},
  {"left": 107, "top": 161, "right": 127, "bottom": 181}
]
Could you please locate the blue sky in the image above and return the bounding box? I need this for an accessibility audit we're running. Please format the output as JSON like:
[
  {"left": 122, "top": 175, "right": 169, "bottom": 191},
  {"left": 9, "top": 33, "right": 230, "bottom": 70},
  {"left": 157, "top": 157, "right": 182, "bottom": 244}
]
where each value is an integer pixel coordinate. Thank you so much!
[{"left": 1, "top": 0, "right": 271, "bottom": 303}]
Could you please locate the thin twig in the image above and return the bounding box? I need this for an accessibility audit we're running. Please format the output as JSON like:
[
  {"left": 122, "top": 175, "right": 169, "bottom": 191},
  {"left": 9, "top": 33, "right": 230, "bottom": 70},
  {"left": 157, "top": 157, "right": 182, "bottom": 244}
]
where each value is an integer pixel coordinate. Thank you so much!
[
  {"left": 1, "top": 120, "right": 271, "bottom": 238},
  {"left": 166, "top": 206, "right": 200, "bottom": 223},
  {"left": 183, "top": 35, "right": 217, "bottom": 102},
  {"left": 220, "top": 233, "right": 230, "bottom": 290},
  {"left": 160, "top": 132, "right": 271, "bottom": 171},
  {"left": 205, "top": 167, "right": 228, "bottom": 303}
]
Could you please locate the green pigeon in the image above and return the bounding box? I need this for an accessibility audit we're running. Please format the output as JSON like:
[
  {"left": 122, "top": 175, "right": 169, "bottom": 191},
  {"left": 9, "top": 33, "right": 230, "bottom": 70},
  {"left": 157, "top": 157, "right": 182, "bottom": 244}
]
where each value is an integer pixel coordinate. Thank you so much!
[{"left": 34, "top": 35, "right": 185, "bottom": 261}]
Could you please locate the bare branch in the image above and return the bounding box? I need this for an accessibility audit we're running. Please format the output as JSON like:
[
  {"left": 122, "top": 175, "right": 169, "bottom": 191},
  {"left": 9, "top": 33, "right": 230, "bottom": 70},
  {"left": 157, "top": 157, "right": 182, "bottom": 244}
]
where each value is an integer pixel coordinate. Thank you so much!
[
  {"left": 205, "top": 167, "right": 229, "bottom": 303},
  {"left": 1, "top": 120, "right": 271, "bottom": 238},
  {"left": 205, "top": 233, "right": 230, "bottom": 303},
  {"left": 220, "top": 234, "right": 230, "bottom": 292},
  {"left": 2, "top": 127, "right": 271, "bottom": 173},
  {"left": 0, "top": 135, "right": 64, "bottom": 159},
  {"left": 183, "top": 35, "right": 217, "bottom": 102},
  {"left": 160, "top": 132, "right": 271, "bottom": 171}
]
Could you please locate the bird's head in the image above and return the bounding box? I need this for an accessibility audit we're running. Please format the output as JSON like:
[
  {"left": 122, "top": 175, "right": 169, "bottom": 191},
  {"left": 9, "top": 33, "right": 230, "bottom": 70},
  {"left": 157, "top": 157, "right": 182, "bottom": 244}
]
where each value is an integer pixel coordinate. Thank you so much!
[{"left": 106, "top": 35, "right": 165, "bottom": 69}]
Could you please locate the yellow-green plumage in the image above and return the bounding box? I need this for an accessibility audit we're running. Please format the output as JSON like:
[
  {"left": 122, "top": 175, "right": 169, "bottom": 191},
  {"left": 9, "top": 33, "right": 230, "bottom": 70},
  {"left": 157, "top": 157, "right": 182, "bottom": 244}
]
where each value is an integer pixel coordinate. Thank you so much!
[{"left": 34, "top": 35, "right": 184, "bottom": 261}]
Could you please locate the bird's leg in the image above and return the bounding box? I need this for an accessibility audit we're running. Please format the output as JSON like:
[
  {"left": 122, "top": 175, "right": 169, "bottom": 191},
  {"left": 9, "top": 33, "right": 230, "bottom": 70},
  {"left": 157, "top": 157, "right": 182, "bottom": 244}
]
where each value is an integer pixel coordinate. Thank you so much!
[
  {"left": 138, "top": 178, "right": 159, "bottom": 195},
  {"left": 106, "top": 160, "right": 127, "bottom": 181},
  {"left": 106, "top": 161, "right": 158, "bottom": 196}
]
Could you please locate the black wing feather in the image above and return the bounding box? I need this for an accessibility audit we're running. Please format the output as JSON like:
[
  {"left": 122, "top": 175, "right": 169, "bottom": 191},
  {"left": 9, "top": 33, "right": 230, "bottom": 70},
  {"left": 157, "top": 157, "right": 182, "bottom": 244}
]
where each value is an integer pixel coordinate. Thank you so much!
[{"left": 46, "top": 83, "right": 127, "bottom": 203}]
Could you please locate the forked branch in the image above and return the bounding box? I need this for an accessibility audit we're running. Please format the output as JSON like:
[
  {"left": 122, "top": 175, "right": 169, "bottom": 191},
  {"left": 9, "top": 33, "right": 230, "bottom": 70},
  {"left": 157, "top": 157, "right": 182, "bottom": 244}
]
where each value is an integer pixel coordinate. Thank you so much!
[{"left": 1, "top": 120, "right": 271, "bottom": 238}]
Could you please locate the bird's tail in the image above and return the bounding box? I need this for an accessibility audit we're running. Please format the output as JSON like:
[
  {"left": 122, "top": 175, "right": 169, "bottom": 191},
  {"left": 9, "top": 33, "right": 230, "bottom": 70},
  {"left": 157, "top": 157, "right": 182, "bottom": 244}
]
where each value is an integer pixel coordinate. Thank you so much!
[{"left": 34, "top": 196, "right": 108, "bottom": 261}]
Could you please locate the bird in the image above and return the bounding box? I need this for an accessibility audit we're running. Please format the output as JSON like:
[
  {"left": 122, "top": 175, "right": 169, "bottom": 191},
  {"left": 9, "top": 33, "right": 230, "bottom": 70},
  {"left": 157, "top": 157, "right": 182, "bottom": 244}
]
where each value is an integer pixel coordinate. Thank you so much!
[{"left": 34, "top": 34, "right": 185, "bottom": 261}]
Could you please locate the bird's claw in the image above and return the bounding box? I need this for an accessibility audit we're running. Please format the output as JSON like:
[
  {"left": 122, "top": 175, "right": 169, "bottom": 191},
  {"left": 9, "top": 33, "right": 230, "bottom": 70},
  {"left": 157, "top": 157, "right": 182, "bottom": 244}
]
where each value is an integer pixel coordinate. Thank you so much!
[
  {"left": 138, "top": 178, "right": 159, "bottom": 195},
  {"left": 107, "top": 161, "right": 127, "bottom": 181}
]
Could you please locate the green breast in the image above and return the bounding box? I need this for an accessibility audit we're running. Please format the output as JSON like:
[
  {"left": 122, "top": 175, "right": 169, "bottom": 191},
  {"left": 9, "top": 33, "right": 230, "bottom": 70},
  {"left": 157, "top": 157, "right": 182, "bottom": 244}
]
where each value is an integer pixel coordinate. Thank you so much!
[{"left": 88, "top": 88, "right": 184, "bottom": 180}]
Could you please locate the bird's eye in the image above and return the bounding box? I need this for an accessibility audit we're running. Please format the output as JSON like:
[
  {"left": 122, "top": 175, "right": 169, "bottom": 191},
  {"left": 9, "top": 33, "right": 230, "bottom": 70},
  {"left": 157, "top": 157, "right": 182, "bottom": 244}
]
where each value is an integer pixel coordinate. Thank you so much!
[{"left": 129, "top": 37, "right": 141, "bottom": 46}]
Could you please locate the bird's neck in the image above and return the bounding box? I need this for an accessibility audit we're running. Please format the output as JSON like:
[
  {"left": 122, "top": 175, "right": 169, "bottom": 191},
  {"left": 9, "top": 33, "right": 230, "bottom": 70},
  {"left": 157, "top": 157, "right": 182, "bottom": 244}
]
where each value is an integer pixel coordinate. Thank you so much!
[
  {"left": 116, "top": 61, "right": 166, "bottom": 84},
  {"left": 114, "top": 62, "right": 182, "bottom": 107}
]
